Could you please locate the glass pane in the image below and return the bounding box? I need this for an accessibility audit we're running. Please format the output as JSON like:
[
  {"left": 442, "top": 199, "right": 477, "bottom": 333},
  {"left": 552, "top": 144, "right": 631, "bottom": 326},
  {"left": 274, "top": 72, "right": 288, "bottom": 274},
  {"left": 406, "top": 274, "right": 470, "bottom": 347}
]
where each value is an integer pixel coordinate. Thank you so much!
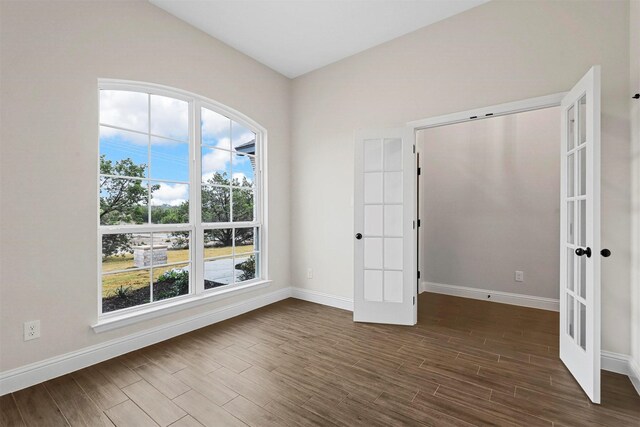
[
  {"left": 99, "top": 178, "right": 148, "bottom": 225},
  {"left": 202, "top": 147, "right": 231, "bottom": 185},
  {"left": 567, "top": 201, "right": 574, "bottom": 244},
  {"left": 204, "top": 257, "right": 234, "bottom": 289},
  {"left": 101, "top": 233, "right": 150, "bottom": 273},
  {"left": 102, "top": 269, "right": 150, "bottom": 313},
  {"left": 384, "top": 271, "right": 403, "bottom": 303},
  {"left": 578, "top": 95, "right": 587, "bottom": 146},
  {"left": 364, "top": 238, "right": 383, "bottom": 269},
  {"left": 567, "top": 295, "right": 575, "bottom": 339},
  {"left": 364, "top": 205, "right": 383, "bottom": 236},
  {"left": 232, "top": 153, "right": 255, "bottom": 187},
  {"left": 579, "top": 254, "right": 586, "bottom": 299},
  {"left": 567, "top": 105, "right": 575, "bottom": 151},
  {"left": 567, "top": 153, "right": 574, "bottom": 197},
  {"left": 566, "top": 248, "right": 575, "bottom": 292},
  {"left": 364, "top": 270, "right": 383, "bottom": 302},
  {"left": 202, "top": 186, "right": 230, "bottom": 223},
  {"left": 383, "top": 138, "right": 402, "bottom": 171},
  {"left": 364, "top": 173, "right": 383, "bottom": 204},
  {"left": 150, "top": 95, "right": 188, "bottom": 142},
  {"left": 202, "top": 107, "right": 231, "bottom": 149},
  {"left": 384, "top": 238, "right": 403, "bottom": 270},
  {"left": 231, "top": 120, "right": 256, "bottom": 152},
  {"left": 578, "top": 147, "right": 586, "bottom": 196},
  {"left": 578, "top": 302, "right": 587, "bottom": 350},
  {"left": 100, "top": 126, "right": 148, "bottom": 177},
  {"left": 147, "top": 232, "right": 190, "bottom": 265},
  {"left": 153, "top": 263, "right": 189, "bottom": 302},
  {"left": 232, "top": 188, "right": 254, "bottom": 222},
  {"left": 204, "top": 229, "right": 233, "bottom": 258},
  {"left": 100, "top": 90, "right": 148, "bottom": 133},
  {"left": 235, "top": 253, "right": 256, "bottom": 283},
  {"left": 150, "top": 138, "right": 189, "bottom": 182},
  {"left": 234, "top": 227, "right": 257, "bottom": 254},
  {"left": 384, "top": 172, "right": 403, "bottom": 204},
  {"left": 364, "top": 139, "right": 382, "bottom": 172},
  {"left": 384, "top": 205, "right": 403, "bottom": 237},
  {"left": 578, "top": 199, "right": 586, "bottom": 247},
  {"left": 150, "top": 182, "right": 189, "bottom": 224}
]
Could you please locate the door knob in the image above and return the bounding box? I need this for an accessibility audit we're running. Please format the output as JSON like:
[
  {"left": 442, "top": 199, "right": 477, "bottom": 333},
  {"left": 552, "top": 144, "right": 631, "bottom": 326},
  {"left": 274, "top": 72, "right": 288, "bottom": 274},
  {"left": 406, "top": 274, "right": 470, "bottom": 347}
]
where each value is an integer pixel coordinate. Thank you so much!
[
  {"left": 575, "top": 247, "right": 592, "bottom": 258},
  {"left": 600, "top": 248, "right": 611, "bottom": 257},
  {"left": 355, "top": 233, "right": 362, "bottom": 240}
]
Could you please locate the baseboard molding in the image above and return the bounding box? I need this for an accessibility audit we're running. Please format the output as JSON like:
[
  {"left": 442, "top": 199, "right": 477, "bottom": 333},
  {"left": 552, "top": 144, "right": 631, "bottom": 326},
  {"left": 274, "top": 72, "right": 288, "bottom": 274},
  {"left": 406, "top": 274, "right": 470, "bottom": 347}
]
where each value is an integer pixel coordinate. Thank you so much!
[
  {"left": 291, "top": 287, "right": 353, "bottom": 311},
  {"left": 0, "top": 286, "right": 292, "bottom": 396},
  {"left": 421, "top": 281, "right": 559, "bottom": 312},
  {"left": 629, "top": 357, "right": 640, "bottom": 396},
  {"left": 601, "top": 351, "right": 632, "bottom": 375}
]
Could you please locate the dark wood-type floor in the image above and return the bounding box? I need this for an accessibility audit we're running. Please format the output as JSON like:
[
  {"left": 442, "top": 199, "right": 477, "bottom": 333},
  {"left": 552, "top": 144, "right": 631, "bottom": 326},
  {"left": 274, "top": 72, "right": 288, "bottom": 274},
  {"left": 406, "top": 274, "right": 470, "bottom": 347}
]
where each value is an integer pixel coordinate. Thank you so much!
[{"left": 2, "top": 293, "right": 639, "bottom": 426}]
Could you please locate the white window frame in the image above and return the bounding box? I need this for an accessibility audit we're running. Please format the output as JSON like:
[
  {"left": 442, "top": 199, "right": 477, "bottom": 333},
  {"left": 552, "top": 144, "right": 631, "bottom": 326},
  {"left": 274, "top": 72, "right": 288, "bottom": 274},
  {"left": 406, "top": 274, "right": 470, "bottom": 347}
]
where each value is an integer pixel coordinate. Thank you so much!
[{"left": 95, "top": 79, "right": 269, "bottom": 331}]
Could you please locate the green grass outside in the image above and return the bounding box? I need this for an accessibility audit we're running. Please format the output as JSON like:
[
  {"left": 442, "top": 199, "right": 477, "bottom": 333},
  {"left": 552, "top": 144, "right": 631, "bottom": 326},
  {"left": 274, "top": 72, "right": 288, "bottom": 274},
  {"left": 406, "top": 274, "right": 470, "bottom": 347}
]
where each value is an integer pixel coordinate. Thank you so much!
[{"left": 102, "top": 245, "right": 254, "bottom": 297}]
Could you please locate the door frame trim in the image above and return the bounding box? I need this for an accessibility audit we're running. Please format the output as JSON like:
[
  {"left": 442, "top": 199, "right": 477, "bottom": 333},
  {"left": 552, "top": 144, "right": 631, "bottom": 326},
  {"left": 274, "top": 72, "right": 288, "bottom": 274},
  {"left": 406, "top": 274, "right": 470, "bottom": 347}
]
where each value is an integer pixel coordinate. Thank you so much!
[{"left": 407, "top": 92, "right": 566, "bottom": 130}]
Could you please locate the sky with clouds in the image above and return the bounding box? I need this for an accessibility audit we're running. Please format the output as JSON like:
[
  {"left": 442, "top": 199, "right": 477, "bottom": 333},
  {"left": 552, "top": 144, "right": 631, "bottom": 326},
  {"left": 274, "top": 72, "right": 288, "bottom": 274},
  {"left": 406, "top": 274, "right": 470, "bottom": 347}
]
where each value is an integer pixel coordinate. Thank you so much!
[{"left": 99, "top": 90, "right": 256, "bottom": 206}]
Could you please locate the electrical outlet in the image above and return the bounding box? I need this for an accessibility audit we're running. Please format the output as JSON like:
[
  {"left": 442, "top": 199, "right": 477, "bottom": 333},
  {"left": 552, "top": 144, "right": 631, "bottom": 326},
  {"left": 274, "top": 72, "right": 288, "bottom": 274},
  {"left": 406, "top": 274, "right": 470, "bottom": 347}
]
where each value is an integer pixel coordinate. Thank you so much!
[
  {"left": 24, "top": 320, "right": 40, "bottom": 341},
  {"left": 515, "top": 271, "right": 524, "bottom": 282},
  {"left": 307, "top": 268, "right": 313, "bottom": 279}
]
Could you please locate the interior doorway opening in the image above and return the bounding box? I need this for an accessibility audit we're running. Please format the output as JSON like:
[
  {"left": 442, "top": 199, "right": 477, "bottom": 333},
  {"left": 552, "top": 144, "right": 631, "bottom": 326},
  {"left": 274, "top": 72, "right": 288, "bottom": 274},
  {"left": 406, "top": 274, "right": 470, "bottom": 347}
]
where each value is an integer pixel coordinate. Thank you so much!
[{"left": 416, "top": 106, "right": 562, "bottom": 309}]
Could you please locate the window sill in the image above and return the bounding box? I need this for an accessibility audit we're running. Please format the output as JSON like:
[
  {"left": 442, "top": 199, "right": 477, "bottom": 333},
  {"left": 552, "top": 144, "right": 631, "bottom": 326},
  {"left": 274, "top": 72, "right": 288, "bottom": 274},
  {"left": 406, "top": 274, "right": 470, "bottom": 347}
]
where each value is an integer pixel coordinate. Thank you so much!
[{"left": 92, "top": 280, "right": 272, "bottom": 333}]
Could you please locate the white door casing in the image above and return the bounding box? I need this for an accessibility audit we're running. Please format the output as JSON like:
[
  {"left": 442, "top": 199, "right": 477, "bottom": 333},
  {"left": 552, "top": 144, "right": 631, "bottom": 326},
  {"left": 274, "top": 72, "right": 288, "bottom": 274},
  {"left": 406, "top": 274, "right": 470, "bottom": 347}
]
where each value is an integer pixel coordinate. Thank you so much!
[
  {"left": 559, "top": 66, "right": 602, "bottom": 404},
  {"left": 354, "top": 128, "right": 417, "bottom": 325}
]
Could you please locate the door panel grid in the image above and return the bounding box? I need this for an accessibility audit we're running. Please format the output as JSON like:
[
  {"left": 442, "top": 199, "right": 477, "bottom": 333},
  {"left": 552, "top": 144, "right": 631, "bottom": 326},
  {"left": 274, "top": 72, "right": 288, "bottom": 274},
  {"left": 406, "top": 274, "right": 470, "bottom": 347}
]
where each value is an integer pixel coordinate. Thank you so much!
[
  {"left": 559, "top": 66, "right": 601, "bottom": 404},
  {"left": 355, "top": 129, "right": 416, "bottom": 326}
]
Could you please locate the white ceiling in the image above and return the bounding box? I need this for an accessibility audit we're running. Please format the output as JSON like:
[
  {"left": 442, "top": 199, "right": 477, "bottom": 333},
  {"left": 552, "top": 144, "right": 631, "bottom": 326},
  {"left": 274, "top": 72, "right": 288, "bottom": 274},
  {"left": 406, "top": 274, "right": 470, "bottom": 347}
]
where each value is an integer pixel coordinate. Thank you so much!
[{"left": 150, "top": 0, "right": 488, "bottom": 78}]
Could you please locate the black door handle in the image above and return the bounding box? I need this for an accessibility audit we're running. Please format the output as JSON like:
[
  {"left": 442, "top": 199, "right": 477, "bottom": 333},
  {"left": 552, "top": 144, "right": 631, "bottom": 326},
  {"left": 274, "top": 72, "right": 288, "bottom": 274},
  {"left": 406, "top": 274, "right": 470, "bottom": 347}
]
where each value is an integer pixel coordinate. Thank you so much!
[
  {"left": 355, "top": 233, "right": 362, "bottom": 240},
  {"left": 575, "top": 247, "right": 592, "bottom": 258},
  {"left": 601, "top": 248, "right": 611, "bottom": 257}
]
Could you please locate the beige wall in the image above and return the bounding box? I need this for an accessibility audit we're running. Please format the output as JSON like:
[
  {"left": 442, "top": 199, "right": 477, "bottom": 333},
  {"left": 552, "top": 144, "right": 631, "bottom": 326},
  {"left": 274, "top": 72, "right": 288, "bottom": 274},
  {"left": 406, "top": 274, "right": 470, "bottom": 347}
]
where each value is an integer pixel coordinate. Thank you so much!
[
  {"left": 418, "top": 107, "right": 560, "bottom": 299},
  {"left": 0, "top": 1, "right": 290, "bottom": 371},
  {"left": 291, "top": 0, "right": 631, "bottom": 354},
  {"left": 630, "top": 0, "right": 640, "bottom": 371}
]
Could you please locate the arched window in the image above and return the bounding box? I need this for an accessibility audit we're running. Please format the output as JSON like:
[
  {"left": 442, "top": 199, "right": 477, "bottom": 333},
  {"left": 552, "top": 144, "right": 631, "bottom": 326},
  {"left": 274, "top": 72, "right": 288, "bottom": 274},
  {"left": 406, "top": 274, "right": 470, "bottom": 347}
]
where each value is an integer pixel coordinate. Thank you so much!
[{"left": 98, "top": 80, "right": 266, "bottom": 318}]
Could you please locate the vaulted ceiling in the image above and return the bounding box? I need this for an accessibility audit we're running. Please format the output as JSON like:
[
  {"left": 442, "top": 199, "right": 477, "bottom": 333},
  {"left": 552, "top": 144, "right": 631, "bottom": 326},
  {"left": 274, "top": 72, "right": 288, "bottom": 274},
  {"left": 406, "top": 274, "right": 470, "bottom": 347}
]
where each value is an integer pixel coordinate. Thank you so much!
[{"left": 150, "top": 0, "right": 488, "bottom": 78}]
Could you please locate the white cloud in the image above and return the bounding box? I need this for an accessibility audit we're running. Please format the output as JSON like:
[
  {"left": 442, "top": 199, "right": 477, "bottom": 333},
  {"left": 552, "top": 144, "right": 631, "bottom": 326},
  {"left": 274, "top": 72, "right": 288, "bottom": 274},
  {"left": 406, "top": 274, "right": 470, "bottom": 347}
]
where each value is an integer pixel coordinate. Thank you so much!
[
  {"left": 100, "top": 90, "right": 148, "bottom": 133},
  {"left": 232, "top": 172, "right": 248, "bottom": 183},
  {"left": 100, "top": 90, "right": 189, "bottom": 142},
  {"left": 101, "top": 90, "right": 256, "bottom": 149},
  {"left": 202, "top": 141, "right": 231, "bottom": 175},
  {"left": 151, "top": 183, "right": 188, "bottom": 206},
  {"left": 150, "top": 94, "right": 188, "bottom": 141}
]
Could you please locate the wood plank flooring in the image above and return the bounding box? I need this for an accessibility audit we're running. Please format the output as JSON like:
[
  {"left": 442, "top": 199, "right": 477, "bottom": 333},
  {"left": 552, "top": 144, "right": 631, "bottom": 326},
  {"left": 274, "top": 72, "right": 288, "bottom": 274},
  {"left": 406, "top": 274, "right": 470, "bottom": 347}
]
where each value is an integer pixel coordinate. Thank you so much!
[{"left": 2, "top": 293, "right": 639, "bottom": 426}]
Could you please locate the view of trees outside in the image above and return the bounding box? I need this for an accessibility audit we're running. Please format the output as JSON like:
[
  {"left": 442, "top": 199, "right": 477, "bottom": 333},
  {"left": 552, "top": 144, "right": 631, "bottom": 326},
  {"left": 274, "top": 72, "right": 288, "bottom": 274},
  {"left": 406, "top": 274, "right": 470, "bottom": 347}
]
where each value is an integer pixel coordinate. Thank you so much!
[{"left": 99, "top": 90, "right": 259, "bottom": 313}]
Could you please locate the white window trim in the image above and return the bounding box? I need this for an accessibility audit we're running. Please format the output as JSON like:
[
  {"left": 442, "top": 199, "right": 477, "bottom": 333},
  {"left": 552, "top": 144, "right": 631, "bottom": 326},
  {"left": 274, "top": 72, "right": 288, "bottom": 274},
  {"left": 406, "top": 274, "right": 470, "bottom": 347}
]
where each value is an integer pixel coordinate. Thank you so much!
[{"left": 96, "top": 79, "right": 269, "bottom": 329}]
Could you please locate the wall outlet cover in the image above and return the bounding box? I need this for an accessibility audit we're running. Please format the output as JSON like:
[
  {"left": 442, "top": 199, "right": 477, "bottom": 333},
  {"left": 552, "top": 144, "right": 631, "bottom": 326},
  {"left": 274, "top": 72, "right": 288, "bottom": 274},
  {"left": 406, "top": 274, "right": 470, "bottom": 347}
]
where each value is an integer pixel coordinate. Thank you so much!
[
  {"left": 515, "top": 271, "right": 524, "bottom": 282},
  {"left": 24, "top": 320, "right": 40, "bottom": 341}
]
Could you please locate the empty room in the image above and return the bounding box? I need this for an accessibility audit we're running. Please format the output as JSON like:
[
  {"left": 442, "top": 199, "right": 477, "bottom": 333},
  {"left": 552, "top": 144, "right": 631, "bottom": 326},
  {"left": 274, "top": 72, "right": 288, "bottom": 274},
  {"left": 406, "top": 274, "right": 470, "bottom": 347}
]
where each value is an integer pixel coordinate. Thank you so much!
[{"left": 1, "top": 0, "right": 639, "bottom": 426}]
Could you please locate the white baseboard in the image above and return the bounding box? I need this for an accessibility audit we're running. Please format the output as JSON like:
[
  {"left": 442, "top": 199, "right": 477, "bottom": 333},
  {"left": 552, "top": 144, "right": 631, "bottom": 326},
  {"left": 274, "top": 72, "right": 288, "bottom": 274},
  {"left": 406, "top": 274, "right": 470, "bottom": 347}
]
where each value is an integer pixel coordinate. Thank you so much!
[
  {"left": 291, "top": 287, "right": 353, "bottom": 311},
  {"left": 629, "top": 357, "right": 640, "bottom": 396},
  {"left": 0, "top": 286, "right": 292, "bottom": 396},
  {"left": 601, "top": 351, "right": 632, "bottom": 375},
  {"left": 421, "top": 281, "right": 559, "bottom": 312}
]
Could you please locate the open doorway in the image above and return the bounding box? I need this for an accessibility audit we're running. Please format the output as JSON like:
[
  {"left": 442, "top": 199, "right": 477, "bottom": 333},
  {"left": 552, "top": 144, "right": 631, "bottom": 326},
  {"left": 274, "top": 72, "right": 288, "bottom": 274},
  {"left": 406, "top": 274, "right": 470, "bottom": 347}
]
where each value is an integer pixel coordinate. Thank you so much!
[{"left": 416, "top": 106, "right": 561, "bottom": 309}]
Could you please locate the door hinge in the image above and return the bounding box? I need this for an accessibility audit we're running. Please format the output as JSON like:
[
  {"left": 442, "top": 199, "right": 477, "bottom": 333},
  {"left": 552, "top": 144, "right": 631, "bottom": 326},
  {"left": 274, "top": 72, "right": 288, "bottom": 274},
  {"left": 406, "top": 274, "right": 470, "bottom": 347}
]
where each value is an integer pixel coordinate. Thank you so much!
[
  {"left": 417, "top": 167, "right": 421, "bottom": 176},
  {"left": 413, "top": 296, "right": 416, "bottom": 305},
  {"left": 418, "top": 219, "right": 421, "bottom": 227},
  {"left": 418, "top": 271, "right": 421, "bottom": 279},
  {"left": 413, "top": 221, "right": 415, "bottom": 229},
  {"left": 413, "top": 144, "right": 416, "bottom": 153}
]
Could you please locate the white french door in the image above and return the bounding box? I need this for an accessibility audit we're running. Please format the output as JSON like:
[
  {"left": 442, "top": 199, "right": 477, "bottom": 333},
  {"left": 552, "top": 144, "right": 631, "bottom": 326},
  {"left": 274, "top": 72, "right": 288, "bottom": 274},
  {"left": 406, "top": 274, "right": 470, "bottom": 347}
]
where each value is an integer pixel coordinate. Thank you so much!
[
  {"left": 354, "top": 128, "right": 417, "bottom": 325},
  {"left": 559, "top": 66, "right": 602, "bottom": 404}
]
